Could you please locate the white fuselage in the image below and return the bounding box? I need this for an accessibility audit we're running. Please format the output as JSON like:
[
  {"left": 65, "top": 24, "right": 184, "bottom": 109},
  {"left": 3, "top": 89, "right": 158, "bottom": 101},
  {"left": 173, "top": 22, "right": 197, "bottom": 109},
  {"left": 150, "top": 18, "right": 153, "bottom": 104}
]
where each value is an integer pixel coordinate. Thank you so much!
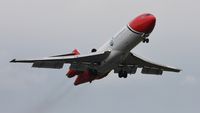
[{"left": 96, "top": 25, "right": 144, "bottom": 74}]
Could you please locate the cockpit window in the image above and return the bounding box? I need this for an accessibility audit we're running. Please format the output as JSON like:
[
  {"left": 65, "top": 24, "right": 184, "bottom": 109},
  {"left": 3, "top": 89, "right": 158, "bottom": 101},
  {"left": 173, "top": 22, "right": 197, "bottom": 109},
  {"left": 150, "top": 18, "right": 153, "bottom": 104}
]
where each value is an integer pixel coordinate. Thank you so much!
[
  {"left": 141, "top": 14, "right": 151, "bottom": 19},
  {"left": 144, "top": 14, "right": 151, "bottom": 16}
]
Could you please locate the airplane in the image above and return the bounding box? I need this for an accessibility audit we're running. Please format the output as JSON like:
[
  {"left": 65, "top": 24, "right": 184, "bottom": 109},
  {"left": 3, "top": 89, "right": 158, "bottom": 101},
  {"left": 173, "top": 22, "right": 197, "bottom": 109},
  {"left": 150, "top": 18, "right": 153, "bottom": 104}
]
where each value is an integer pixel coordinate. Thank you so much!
[{"left": 10, "top": 13, "right": 181, "bottom": 86}]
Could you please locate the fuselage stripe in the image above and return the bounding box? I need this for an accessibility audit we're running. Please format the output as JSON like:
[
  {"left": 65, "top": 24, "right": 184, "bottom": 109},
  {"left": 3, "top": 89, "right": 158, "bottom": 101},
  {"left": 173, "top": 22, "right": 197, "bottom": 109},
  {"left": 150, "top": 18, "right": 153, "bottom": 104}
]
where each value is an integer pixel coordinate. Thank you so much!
[{"left": 127, "top": 25, "right": 142, "bottom": 35}]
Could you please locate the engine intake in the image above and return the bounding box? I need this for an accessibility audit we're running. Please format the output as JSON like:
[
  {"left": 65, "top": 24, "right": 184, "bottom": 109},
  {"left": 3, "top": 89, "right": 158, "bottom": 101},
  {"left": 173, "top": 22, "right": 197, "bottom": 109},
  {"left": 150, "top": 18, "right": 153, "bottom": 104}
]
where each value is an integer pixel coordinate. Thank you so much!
[{"left": 91, "top": 48, "right": 97, "bottom": 52}]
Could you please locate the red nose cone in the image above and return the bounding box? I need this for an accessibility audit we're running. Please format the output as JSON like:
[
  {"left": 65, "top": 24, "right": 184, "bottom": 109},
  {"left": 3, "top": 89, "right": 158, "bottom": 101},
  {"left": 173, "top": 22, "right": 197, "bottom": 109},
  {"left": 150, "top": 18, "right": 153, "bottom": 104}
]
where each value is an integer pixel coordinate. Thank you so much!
[{"left": 129, "top": 13, "right": 156, "bottom": 34}]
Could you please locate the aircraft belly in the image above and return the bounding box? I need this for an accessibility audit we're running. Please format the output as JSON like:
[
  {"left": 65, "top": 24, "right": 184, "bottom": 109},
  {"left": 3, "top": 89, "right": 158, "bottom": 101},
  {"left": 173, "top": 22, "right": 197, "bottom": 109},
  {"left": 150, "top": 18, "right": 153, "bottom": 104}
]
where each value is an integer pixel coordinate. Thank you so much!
[
  {"left": 96, "top": 26, "right": 142, "bottom": 74},
  {"left": 97, "top": 50, "right": 124, "bottom": 73}
]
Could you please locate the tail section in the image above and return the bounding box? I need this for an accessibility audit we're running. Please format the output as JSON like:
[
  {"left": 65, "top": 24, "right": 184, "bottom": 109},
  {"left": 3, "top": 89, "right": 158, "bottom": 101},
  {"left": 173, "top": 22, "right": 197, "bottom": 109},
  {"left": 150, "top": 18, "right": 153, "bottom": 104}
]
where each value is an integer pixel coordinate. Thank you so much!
[
  {"left": 74, "top": 70, "right": 95, "bottom": 86},
  {"left": 65, "top": 49, "right": 106, "bottom": 86},
  {"left": 65, "top": 49, "right": 81, "bottom": 78},
  {"left": 67, "top": 69, "right": 109, "bottom": 86},
  {"left": 66, "top": 69, "right": 81, "bottom": 78},
  {"left": 72, "top": 49, "right": 80, "bottom": 55}
]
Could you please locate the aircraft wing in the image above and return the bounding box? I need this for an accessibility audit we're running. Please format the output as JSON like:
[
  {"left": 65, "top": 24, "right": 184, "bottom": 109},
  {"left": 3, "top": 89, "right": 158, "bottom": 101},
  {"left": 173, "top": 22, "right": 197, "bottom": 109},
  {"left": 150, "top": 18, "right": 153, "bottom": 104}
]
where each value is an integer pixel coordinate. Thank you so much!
[
  {"left": 10, "top": 51, "right": 110, "bottom": 69},
  {"left": 119, "top": 52, "right": 181, "bottom": 75}
]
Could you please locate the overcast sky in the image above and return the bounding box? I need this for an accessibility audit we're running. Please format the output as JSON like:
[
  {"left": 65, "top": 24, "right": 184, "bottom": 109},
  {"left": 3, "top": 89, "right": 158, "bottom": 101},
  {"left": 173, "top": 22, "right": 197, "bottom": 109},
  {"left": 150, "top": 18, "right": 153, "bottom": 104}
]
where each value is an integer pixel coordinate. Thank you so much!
[{"left": 0, "top": 0, "right": 200, "bottom": 113}]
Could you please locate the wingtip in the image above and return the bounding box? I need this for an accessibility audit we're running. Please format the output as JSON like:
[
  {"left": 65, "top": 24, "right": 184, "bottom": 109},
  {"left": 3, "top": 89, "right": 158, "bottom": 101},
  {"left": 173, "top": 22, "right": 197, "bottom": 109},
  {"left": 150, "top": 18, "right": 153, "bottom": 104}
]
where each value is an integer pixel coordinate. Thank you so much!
[
  {"left": 10, "top": 59, "right": 16, "bottom": 63},
  {"left": 178, "top": 69, "right": 182, "bottom": 72},
  {"left": 176, "top": 68, "right": 182, "bottom": 73}
]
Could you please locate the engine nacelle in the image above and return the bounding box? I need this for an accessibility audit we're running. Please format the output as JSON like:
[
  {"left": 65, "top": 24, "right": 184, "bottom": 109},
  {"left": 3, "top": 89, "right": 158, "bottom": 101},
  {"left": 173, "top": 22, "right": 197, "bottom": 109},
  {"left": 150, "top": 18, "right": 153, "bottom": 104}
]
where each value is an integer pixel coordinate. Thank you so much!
[
  {"left": 66, "top": 69, "right": 81, "bottom": 78},
  {"left": 67, "top": 63, "right": 88, "bottom": 78},
  {"left": 141, "top": 67, "right": 163, "bottom": 75},
  {"left": 74, "top": 70, "right": 95, "bottom": 86}
]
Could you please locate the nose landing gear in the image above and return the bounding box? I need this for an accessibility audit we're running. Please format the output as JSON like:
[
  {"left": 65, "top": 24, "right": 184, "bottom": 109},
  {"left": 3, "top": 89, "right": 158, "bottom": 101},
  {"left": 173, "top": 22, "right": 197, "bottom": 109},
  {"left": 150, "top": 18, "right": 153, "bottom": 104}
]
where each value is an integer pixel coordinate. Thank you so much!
[
  {"left": 143, "top": 38, "right": 149, "bottom": 43},
  {"left": 141, "top": 33, "right": 149, "bottom": 43}
]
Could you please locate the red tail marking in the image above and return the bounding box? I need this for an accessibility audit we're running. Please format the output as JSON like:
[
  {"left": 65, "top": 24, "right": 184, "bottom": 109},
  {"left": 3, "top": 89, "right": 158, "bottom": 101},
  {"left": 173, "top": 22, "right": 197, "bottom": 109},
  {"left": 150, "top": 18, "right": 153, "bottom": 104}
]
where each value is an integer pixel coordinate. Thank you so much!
[
  {"left": 66, "top": 49, "right": 80, "bottom": 78},
  {"left": 72, "top": 49, "right": 80, "bottom": 55},
  {"left": 74, "top": 70, "right": 95, "bottom": 86},
  {"left": 66, "top": 69, "right": 80, "bottom": 78}
]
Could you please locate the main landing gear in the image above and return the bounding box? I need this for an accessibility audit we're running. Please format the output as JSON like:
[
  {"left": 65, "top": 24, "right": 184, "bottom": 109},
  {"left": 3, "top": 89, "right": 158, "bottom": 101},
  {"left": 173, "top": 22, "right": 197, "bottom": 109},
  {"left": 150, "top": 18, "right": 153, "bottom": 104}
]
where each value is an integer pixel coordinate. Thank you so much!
[{"left": 118, "top": 70, "right": 128, "bottom": 78}]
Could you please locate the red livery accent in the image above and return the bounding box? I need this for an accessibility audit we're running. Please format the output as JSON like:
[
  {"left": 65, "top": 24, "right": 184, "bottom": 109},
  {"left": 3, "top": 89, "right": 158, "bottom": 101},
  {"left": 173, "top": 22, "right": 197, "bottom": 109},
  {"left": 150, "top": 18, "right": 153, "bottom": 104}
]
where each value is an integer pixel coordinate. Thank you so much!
[
  {"left": 72, "top": 49, "right": 80, "bottom": 55},
  {"left": 74, "top": 70, "right": 95, "bottom": 86},
  {"left": 66, "top": 69, "right": 80, "bottom": 78},
  {"left": 129, "top": 13, "right": 156, "bottom": 34},
  {"left": 66, "top": 49, "right": 80, "bottom": 78}
]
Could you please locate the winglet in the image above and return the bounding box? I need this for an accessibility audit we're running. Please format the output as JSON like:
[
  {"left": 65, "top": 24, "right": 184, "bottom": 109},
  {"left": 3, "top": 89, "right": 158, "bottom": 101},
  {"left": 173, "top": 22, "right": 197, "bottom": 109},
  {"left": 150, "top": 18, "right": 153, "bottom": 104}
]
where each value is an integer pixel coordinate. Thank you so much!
[{"left": 10, "top": 59, "right": 16, "bottom": 63}]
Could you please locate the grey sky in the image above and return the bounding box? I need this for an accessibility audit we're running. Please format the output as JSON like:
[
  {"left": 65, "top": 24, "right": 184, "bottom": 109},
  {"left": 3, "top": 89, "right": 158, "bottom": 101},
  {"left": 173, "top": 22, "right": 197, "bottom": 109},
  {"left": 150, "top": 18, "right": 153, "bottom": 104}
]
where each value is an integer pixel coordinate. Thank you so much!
[{"left": 0, "top": 0, "right": 200, "bottom": 113}]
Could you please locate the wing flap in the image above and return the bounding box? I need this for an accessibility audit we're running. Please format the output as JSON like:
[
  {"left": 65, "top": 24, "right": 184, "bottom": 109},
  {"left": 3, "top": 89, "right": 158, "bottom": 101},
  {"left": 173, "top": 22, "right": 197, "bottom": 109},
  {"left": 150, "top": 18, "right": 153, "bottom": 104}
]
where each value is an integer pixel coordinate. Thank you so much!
[
  {"left": 141, "top": 67, "right": 163, "bottom": 75},
  {"left": 32, "top": 61, "right": 64, "bottom": 69}
]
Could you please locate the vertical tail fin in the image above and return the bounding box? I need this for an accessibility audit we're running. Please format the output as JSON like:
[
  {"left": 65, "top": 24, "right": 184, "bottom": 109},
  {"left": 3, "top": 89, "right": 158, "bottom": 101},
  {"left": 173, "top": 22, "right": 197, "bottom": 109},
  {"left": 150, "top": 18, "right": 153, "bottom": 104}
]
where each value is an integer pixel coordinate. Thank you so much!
[{"left": 72, "top": 49, "right": 80, "bottom": 55}]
